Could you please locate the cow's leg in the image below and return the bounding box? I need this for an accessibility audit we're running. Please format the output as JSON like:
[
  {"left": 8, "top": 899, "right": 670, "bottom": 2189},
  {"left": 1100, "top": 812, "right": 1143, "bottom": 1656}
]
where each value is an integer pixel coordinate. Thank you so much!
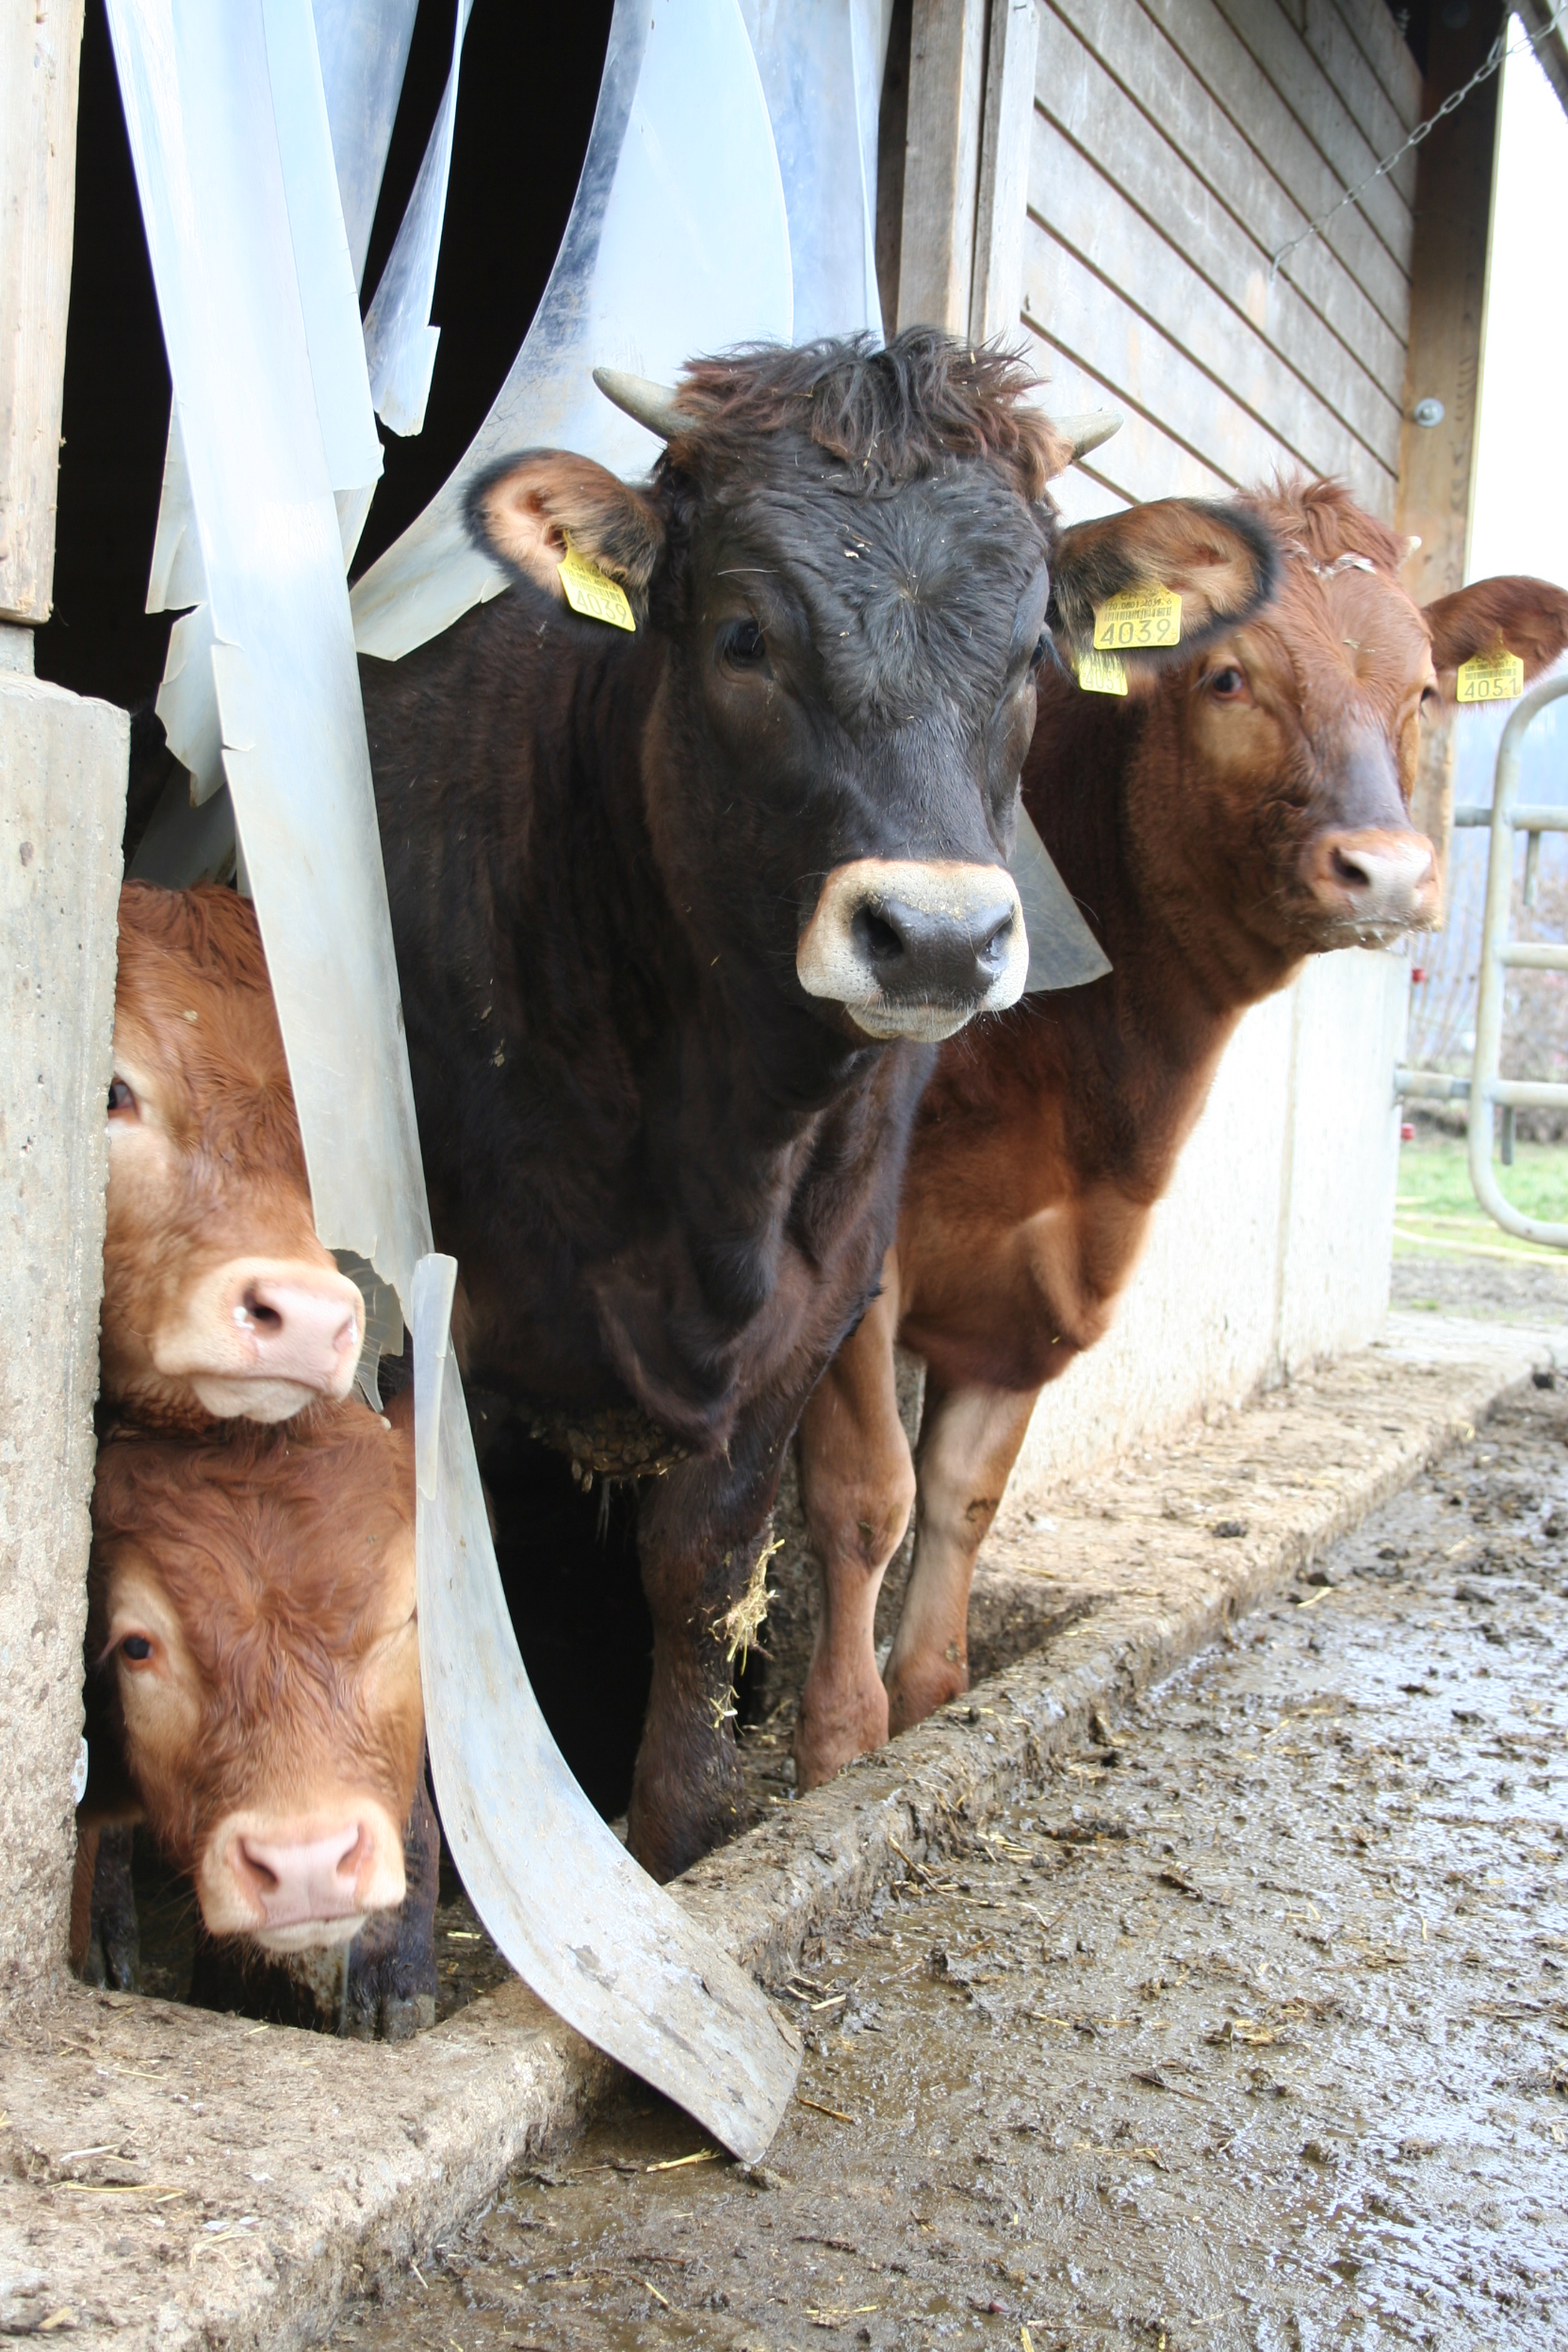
[
  {"left": 70, "top": 1824, "right": 99, "bottom": 1977},
  {"left": 884, "top": 1380, "right": 1039, "bottom": 1735},
  {"left": 341, "top": 1763, "right": 440, "bottom": 2040},
  {"left": 73, "top": 1824, "right": 140, "bottom": 1988},
  {"left": 793, "top": 1281, "right": 914, "bottom": 1790},
  {"left": 630, "top": 1433, "right": 790, "bottom": 1882}
]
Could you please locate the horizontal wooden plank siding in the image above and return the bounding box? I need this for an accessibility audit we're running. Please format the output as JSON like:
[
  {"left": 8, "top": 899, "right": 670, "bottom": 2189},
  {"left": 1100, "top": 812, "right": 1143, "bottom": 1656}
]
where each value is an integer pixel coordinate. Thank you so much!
[
  {"left": 1029, "top": 47, "right": 1400, "bottom": 467},
  {"left": 1208, "top": 0, "right": 1413, "bottom": 258},
  {"left": 1023, "top": 0, "right": 1418, "bottom": 519}
]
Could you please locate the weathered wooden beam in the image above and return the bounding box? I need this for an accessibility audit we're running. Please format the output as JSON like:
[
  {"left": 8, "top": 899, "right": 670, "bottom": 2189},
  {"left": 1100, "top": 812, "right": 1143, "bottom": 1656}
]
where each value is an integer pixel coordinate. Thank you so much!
[
  {"left": 0, "top": 669, "right": 126, "bottom": 2009},
  {"left": 897, "top": 0, "right": 988, "bottom": 333},
  {"left": 0, "top": 0, "right": 86, "bottom": 623},
  {"left": 1396, "top": 3, "right": 1506, "bottom": 907},
  {"left": 970, "top": 0, "right": 1039, "bottom": 344}
]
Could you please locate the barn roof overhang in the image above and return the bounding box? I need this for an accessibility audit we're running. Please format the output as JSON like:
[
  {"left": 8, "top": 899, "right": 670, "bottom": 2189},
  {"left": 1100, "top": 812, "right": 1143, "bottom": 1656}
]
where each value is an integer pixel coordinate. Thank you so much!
[{"left": 1512, "top": 0, "right": 1568, "bottom": 120}]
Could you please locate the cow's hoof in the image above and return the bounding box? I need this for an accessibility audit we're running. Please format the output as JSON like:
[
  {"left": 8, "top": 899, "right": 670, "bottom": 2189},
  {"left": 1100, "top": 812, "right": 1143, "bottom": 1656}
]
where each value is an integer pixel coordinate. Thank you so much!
[
  {"left": 792, "top": 1677, "right": 889, "bottom": 1791},
  {"left": 378, "top": 1991, "right": 436, "bottom": 2043},
  {"left": 885, "top": 1656, "right": 968, "bottom": 1738}
]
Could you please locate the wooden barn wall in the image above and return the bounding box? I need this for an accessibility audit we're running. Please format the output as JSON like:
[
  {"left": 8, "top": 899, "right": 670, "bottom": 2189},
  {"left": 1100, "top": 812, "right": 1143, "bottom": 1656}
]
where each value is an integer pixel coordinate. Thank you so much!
[{"left": 1020, "top": 0, "right": 1422, "bottom": 526}]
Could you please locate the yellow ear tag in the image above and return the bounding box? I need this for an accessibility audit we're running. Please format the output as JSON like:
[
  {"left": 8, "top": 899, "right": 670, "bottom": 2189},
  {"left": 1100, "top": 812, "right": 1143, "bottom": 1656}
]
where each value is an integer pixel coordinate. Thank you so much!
[
  {"left": 1455, "top": 649, "right": 1524, "bottom": 704},
  {"left": 1077, "top": 647, "right": 1129, "bottom": 696},
  {"left": 557, "top": 537, "right": 636, "bottom": 631},
  {"left": 1092, "top": 584, "right": 1182, "bottom": 651}
]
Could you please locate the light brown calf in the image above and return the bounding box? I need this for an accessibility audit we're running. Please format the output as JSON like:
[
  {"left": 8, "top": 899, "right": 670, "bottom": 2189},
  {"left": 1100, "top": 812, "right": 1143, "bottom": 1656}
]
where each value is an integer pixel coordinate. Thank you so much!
[
  {"left": 76, "top": 1395, "right": 422, "bottom": 1953},
  {"left": 794, "top": 481, "right": 1568, "bottom": 1787},
  {"left": 103, "top": 884, "right": 364, "bottom": 1428}
]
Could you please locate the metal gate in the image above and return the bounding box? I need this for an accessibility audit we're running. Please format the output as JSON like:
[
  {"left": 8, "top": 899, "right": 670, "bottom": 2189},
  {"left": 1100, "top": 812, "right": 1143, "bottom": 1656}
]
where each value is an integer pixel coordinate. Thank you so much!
[{"left": 1395, "top": 671, "right": 1568, "bottom": 1250}]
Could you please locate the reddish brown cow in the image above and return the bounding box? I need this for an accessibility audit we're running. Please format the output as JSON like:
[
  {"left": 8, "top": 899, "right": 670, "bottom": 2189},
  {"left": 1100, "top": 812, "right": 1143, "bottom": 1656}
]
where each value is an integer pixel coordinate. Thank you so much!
[
  {"left": 793, "top": 480, "right": 1568, "bottom": 1786},
  {"left": 104, "top": 884, "right": 365, "bottom": 1428},
  {"left": 75, "top": 1395, "right": 422, "bottom": 1953}
]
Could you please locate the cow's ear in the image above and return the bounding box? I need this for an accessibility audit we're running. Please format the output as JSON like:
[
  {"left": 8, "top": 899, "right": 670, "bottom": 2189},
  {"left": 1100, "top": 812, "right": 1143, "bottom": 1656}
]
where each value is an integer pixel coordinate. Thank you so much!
[
  {"left": 1424, "top": 576, "right": 1568, "bottom": 709},
  {"left": 467, "top": 451, "right": 664, "bottom": 616},
  {"left": 1049, "top": 498, "right": 1279, "bottom": 670}
]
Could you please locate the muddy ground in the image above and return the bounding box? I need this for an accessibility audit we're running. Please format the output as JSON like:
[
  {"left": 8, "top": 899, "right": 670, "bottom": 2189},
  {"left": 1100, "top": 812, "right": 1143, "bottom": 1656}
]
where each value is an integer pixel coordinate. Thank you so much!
[{"left": 327, "top": 1352, "right": 1567, "bottom": 2352}]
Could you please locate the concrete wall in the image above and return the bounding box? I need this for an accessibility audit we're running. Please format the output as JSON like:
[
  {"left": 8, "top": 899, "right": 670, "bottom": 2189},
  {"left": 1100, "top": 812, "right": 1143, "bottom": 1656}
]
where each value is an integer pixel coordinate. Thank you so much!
[
  {"left": 0, "top": 653, "right": 126, "bottom": 2009},
  {"left": 980, "top": 0, "right": 1422, "bottom": 1490},
  {"left": 1004, "top": 945, "right": 1410, "bottom": 1505}
]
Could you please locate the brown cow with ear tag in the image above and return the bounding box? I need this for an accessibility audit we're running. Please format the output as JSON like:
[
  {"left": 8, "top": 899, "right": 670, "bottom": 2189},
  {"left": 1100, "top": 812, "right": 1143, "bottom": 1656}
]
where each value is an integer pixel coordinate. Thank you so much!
[
  {"left": 75, "top": 1391, "right": 423, "bottom": 1961},
  {"left": 792, "top": 478, "right": 1568, "bottom": 1788},
  {"left": 102, "top": 884, "right": 365, "bottom": 1429}
]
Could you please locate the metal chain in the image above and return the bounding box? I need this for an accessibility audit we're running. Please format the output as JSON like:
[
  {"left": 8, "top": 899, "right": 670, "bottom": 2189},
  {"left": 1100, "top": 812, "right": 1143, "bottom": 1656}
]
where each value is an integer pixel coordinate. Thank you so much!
[{"left": 1269, "top": 2, "right": 1568, "bottom": 277}]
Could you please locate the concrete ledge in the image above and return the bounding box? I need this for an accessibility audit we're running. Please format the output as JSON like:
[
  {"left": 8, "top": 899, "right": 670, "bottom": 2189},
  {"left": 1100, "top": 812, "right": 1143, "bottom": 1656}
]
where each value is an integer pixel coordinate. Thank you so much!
[{"left": 0, "top": 1311, "right": 1556, "bottom": 2348}]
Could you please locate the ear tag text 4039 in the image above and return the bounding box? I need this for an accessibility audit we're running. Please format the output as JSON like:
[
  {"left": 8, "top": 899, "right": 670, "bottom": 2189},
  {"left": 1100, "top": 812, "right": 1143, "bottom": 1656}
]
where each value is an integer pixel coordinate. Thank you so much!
[
  {"left": 1456, "top": 649, "right": 1524, "bottom": 704},
  {"left": 1077, "top": 648, "right": 1129, "bottom": 695},
  {"left": 558, "top": 537, "right": 636, "bottom": 631},
  {"left": 1092, "top": 584, "right": 1182, "bottom": 651}
]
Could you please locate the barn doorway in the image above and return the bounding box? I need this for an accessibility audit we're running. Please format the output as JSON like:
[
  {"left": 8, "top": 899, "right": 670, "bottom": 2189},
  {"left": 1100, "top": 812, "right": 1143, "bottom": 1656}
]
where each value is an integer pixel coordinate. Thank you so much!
[{"left": 36, "top": 0, "right": 614, "bottom": 711}]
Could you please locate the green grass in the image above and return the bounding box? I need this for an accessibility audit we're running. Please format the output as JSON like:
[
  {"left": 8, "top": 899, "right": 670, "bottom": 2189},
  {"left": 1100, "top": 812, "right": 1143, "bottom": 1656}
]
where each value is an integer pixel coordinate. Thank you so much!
[{"left": 1395, "top": 1135, "right": 1568, "bottom": 1262}]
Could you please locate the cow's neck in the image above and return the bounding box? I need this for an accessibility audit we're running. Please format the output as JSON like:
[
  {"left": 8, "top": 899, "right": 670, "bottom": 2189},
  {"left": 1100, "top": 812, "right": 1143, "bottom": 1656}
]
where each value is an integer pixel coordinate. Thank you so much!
[{"left": 1018, "top": 679, "right": 1303, "bottom": 1199}]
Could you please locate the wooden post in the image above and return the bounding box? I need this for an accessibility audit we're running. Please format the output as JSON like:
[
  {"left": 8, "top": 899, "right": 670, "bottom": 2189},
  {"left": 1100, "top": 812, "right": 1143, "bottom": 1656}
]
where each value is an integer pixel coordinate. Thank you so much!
[
  {"left": 0, "top": 0, "right": 125, "bottom": 2011},
  {"left": 970, "top": 0, "right": 1038, "bottom": 345},
  {"left": 0, "top": 0, "right": 86, "bottom": 623},
  {"left": 896, "top": 0, "right": 988, "bottom": 332},
  {"left": 1396, "top": 3, "right": 1506, "bottom": 910}
]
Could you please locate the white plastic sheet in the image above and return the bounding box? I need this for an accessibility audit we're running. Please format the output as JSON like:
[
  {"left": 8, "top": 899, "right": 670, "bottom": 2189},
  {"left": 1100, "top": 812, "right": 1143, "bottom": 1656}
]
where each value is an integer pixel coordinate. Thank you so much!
[
  {"left": 313, "top": 0, "right": 419, "bottom": 290},
  {"left": 106, "top": 0, "right": 799, "bottom": 2160},
  {"left": 147, "top": 0, "right": 384, "bottom": 796},
  {"left": 739, "top": 0, "right": 887, "bottom": 342},
  {"left": 351, "top": 0, "right": 792, "bottom": 662},
  {"left": 361, "top": 0, "right": 474, "bottom": 439}
]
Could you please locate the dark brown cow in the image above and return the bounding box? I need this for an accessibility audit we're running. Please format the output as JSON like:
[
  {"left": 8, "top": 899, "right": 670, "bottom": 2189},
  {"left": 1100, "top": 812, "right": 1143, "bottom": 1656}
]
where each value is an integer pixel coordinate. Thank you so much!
[
  {"left": 363, "top": 331, "right": 1281, "bottom": 1876},
  {"left": 793, "top": 479, "right": 1568, "bottom": 1786},
  {"left": 103, "top": 884, "right": 365, "bottom": 1429},
  {"left": 75, "top": 1395, "right": 421, "bottom": 1953}
]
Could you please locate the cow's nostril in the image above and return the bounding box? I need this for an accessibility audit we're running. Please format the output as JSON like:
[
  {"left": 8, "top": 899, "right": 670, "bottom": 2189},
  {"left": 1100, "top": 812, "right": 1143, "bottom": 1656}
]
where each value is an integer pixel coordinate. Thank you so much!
[
  {"left": 335, "top": 1826, "right": 368, "bottom": 1883},
  {"left": 238, "top": 1841, "right": 280, "bottom": 1895},
  {"left": 1331, "top": 848, "right": 1372, "bottom": 890},
  {"left": 853, "top": 906, "right": 906, "bottom": 965},
  {"left": 241, "top": 1284, "right": 284, "bottom": 1332},
  {"left": 976, "top": 908, "right": 1016, "bottom": 972}
]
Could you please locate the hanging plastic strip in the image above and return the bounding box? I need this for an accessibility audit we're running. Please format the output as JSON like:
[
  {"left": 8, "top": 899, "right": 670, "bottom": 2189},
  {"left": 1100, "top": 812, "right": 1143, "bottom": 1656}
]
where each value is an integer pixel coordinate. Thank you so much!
[{"left": 104, "top": 0, "right": 799, "bottom": 2163}]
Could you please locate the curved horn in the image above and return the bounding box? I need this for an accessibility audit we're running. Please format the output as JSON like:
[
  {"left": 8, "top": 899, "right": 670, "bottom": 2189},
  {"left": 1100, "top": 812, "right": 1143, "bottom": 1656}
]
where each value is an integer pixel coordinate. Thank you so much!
[
  {"left": 1051, "top": 409, "right": 1122, "bottom": 464},
  {"left": 593, "top": 367, "right": 690, "bottom": 441}
]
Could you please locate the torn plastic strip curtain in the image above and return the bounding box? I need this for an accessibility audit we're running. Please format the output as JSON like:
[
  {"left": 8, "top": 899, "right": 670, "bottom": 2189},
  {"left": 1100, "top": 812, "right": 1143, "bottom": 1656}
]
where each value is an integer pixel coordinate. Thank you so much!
[
  {"left": 351, "top": 0, "right": 792, "bottom": 662},
  {"left": 1010, "top": 809, "right": 1110, "bottom": 992},
  {"left": 147, "top": 0, "right": 386, "bottom": 808},
  {"left": 313, "top": 0, "right": 420, "bottom": 292},
  {"left": 361, "top": 0, "right": 475, "bottom": 440},
  {"left": 108, "top": 0, "right": 423, "bottom": 1300},
  {"left": 737, "top": 0, "right": 891, "bottom": 343},
  {"left": 414, "top": 1261, "right": 802, "bottom": 2162},
  {"left": 106, "top": 0, "right": 800, "bottom": 2164}
]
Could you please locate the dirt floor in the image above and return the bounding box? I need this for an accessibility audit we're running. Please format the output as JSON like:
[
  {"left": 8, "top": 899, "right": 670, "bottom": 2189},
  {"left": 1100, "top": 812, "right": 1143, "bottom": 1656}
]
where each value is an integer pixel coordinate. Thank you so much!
[
  {"left": 332, "top": 1339, "right": 1568, "bottom": 2351},
  {"left": 1390, "top": 1250, "right": 1568, "bottom": 1328}
]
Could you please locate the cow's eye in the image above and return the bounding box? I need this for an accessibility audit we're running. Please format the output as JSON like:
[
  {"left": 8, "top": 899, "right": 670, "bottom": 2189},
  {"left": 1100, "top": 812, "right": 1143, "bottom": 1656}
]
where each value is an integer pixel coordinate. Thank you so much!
[
  {"left": 1209, "top": 665, "right": 1248, "bottom": 699},
  {"left": 120, "top": 1634, "right": 155, "bottom": 1666},
  {"left": 718, "top": 618, "right": 767, "bottom": 669},
  {"left": 1029, "top": 630, "right": 1051, "bottom": 672},
  {"left": 1420, "top": 684, "right": 1442, "bottom": 714},
  {"left": 107, "top": 1076, "right": 138, "bottom": 1118}
]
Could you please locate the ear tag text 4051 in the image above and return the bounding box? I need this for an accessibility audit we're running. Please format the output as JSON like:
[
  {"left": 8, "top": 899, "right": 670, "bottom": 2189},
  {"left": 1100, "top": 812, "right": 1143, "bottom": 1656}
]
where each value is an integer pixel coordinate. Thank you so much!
[
  {"left": 1092, "top": 584, "right": 1182, "bottom": 651},
  {"left": 1077, "top": 648, "right": 1128, "bottom": 695},
  {"left": 558, "top": 537, "right": 636, "bottom": 631},
  {"left": 1456, "top": 649, "right": 1524, "bottom": 704}
]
